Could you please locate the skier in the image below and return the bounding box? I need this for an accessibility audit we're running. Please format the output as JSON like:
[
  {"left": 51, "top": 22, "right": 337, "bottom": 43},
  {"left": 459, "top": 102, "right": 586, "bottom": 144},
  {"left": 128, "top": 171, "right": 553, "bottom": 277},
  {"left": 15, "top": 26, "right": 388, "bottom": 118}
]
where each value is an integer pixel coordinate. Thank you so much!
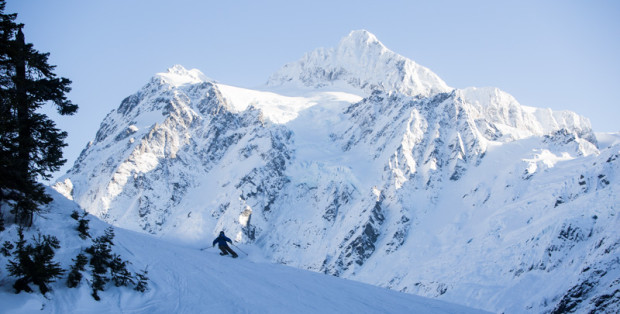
[{"left": 212, "top": 231, "right": 238, "bottom": 258}]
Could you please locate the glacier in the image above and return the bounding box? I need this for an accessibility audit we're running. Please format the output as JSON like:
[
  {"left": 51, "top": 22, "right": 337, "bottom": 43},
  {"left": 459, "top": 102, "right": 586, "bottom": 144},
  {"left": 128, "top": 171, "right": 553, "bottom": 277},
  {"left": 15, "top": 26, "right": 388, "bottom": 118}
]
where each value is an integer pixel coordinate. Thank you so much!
[{"left": 52, "top": 30, "right": 619, "bottom": 313}]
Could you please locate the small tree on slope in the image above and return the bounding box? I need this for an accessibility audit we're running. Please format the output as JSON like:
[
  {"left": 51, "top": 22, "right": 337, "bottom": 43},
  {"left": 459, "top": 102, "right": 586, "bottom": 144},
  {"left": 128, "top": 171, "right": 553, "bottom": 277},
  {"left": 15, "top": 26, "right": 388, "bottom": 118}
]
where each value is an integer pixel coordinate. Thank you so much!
[
  {"left": 66, "top": 252, "right": 88, "bottom": 288},
  {"left": 85, "top": 227, "right": 139, "bottom": 300},
  {"left": 6, "top": 228, "right": 65, "bottom": 294}
]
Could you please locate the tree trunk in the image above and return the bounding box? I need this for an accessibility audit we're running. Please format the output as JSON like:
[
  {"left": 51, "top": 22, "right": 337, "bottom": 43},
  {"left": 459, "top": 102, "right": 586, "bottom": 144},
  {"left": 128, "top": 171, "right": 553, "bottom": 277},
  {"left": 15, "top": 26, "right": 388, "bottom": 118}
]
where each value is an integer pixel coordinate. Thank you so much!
[{"left": 14, "top": 28, "right": 32, "bottom": 226}]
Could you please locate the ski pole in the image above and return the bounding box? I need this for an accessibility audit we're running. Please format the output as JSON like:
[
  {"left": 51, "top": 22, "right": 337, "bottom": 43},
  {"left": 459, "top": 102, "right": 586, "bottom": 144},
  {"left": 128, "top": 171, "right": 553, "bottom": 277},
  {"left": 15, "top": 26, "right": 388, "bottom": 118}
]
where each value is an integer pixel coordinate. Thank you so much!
[{"left": 232, "top": 243, "right": 248, "bottom": 256}]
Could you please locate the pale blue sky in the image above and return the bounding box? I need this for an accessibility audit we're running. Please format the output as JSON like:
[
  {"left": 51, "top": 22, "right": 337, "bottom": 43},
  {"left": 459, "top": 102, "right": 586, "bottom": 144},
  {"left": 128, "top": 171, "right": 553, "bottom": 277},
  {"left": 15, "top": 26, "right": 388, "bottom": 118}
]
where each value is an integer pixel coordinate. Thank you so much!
[{"left": 6, "top": 0, "right": 620, "bottom": 180}]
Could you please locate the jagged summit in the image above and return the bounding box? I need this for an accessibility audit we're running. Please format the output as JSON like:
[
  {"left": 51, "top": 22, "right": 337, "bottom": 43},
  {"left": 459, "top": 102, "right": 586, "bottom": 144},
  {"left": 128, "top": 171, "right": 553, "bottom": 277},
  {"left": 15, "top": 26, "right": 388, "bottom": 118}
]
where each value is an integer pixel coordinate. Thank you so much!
[
  {"left": 266, "top": 29, "right": 451, "bottom": 96},
  {"left": 155, "top": 64, "right": 212, "bottom": 87},
  {"left": 337, "top": 29, "right": 387, "bottom": 53}
]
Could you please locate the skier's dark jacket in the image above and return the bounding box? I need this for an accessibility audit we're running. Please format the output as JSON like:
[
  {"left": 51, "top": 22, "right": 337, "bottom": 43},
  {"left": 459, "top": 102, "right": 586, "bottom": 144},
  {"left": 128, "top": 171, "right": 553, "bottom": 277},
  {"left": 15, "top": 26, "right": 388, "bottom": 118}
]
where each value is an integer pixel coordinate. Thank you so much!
[{"left": 212, "top": 232, "right": 233, "bottom": 247}]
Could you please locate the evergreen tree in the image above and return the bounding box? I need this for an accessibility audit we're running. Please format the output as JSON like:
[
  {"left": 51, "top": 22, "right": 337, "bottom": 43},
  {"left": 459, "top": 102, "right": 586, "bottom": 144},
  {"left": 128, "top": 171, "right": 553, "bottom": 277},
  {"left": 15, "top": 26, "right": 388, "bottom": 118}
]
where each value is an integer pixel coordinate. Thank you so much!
[
  {"left": 7, "top": 228, "right": 65, "bottom": 294},
  {"left": 8, "top": 228, "right": 32, "bottom": 293},
  {"left": 70, "top": 210, "right": 79, "bottom": 220},
  {"left": 81, "top": 227, "right": 148, "bottom": 298},
  {"left": 0, "top": 0, "right": 78, "bottom": 226},
  {"left": 90, "top": 270, "right": 106, "bottom": 301},
  {"left": 102, "top": 227, "right": 115, "bottom": 245},
  {"left": 109, "top": 253, "right": 133, "bottom": 287},
  {"left": 85, "top": 227, "right": 115, "bottom": 300},
  {"left": 66, "top": 252, "right": 88, "bottom": 288},
  {"left": 134, "top": 267, "right": 149, "bottom": 293},
  {"left": 1, "top": 240, "right": 13, "bottom": 256},
  {"left": 86, "top": 231, "right": 113, "bottom": 274},
  {"left": 77, "top": 214, "right": 90, "bottom": 239},
  {"left": 0, "top": 0, "right": 20, "bottom": 223}
]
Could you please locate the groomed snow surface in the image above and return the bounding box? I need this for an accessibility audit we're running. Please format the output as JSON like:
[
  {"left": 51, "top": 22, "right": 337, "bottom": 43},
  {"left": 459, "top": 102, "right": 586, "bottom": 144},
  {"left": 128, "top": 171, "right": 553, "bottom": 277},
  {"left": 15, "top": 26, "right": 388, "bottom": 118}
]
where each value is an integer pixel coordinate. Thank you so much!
[{"left": 0, "top": 189, "right": 489, "bottom": 314}]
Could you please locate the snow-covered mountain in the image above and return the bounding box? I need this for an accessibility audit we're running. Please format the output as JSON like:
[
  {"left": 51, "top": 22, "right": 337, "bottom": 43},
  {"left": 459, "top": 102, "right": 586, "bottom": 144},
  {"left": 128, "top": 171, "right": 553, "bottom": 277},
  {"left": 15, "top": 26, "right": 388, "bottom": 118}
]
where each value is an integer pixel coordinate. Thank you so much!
[{"left": 53, "top": 30, "right": 620, "bottom": 313}]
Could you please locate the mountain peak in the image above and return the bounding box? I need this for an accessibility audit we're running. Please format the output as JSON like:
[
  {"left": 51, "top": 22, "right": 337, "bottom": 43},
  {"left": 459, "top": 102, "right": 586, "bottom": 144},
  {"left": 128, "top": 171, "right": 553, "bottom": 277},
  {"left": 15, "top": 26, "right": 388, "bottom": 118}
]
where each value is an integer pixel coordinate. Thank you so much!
[
  {"left": 334, "top": 29, "right": 389, "bottom": 64},
  {"left": 155, "top": 64, "right": 211, "bottom": 87},
  {"left": 266, "top": 30, "right": 450, "bottom": 96},
  {"left": 339, "top": 30, "right": 385, "bottom": 50}
]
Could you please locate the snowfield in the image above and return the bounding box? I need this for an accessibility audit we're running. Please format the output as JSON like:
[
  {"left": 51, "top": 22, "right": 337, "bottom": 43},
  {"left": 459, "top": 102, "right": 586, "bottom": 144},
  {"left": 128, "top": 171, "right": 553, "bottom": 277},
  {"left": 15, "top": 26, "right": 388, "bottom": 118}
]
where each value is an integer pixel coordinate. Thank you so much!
[{"left": 0, "top": 189, "right": 489, "bottom": 314}]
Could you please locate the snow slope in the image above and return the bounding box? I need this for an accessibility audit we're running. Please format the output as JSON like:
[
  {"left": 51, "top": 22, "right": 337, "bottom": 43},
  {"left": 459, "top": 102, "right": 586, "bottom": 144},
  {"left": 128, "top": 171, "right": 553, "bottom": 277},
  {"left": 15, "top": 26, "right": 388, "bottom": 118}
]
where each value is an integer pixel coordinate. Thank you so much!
[{"left": 0, "top": 189, "right": 489, "bottom": 314}]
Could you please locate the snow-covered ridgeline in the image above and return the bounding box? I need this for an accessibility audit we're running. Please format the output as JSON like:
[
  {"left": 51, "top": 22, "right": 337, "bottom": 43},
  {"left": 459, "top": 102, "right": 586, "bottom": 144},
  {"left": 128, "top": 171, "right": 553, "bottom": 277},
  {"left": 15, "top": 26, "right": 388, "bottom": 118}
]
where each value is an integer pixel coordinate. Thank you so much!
[
  {"left": 267, "top": 30, "right": 451, "bottom": 97},
  {"left": 457, "top": 87, "right": 595, "bottom": 143}
]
